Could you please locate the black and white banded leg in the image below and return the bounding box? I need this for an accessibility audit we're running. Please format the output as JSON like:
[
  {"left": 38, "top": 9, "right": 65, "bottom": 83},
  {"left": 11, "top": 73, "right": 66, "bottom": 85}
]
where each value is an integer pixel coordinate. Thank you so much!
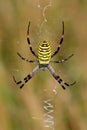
[
  {"left": 47, "top": 65, "right": 76, "bottom": 89},
  {"left": 27, "top": 21, "right": 38, "bottom": 58},
  {"left": 51, "top": 21, "right": 64, "bottom": 58},
  {"left": 17, "top": 52, "right": 39, "bottom": 63},
  {"left": 50, "top": 54, "right": 74, "bottom": 63},
  {"left": 13, "top": 65, "right": 39, "bottom": 88}
]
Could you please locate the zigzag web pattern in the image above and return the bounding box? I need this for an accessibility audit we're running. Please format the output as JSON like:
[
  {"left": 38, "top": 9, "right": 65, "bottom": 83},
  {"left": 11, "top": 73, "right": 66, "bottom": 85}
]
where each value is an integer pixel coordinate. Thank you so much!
[{"left": 43, "top": 87, "right": 57, "bottom": 130}]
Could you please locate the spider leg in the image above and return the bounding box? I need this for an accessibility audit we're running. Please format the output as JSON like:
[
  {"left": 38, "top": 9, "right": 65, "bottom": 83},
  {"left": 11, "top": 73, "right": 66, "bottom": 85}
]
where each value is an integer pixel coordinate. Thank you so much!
[
  {"left": 13, "top": 65, "right": 39, "bottom": 88},
  {"left": 50, "top": 54, "right": 74, "bottom": 63},
  {"left": 17, "top": 52, "right": 39, "bottom": 63},
  {"left": 47, "top": 65, "right": 76, "bottom": 89},
  {"left": 27, "top": 21, "right": 38, "bottom": 58},
  {"left": 51, "top": 21, "right": 64, "bottom": 58}
]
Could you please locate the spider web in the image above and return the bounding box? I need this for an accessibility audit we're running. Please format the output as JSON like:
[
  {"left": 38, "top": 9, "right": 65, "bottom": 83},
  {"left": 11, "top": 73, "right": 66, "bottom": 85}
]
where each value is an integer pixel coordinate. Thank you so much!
[{"left": 36, "top": 1, "right": 58, "bottom": 129}]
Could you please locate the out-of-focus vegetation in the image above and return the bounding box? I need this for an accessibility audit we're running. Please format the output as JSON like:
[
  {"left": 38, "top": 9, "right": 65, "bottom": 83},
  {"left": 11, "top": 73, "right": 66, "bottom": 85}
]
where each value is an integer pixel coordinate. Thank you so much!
[{"left": 0, "top": 0, "right": 87, "bottom": 130}]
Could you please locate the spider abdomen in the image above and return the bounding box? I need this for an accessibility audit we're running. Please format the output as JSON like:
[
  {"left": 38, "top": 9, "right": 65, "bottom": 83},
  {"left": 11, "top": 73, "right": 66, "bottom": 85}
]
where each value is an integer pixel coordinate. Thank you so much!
[{"left": 38, "top": 41, "right": 51, "bottom": 64}]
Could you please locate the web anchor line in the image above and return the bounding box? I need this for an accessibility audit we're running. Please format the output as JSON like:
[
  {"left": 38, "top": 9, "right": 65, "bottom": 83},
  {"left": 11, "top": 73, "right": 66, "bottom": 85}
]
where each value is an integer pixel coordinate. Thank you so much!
[{"left": 37, "top": 0, "right": 52, "bottom": 33}]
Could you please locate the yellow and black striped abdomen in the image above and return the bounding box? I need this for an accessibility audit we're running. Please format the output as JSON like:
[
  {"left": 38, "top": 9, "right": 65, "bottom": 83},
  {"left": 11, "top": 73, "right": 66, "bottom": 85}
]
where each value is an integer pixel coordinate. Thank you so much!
[{"left": 38, "top": 41, "right": 51, "bottom": 64}]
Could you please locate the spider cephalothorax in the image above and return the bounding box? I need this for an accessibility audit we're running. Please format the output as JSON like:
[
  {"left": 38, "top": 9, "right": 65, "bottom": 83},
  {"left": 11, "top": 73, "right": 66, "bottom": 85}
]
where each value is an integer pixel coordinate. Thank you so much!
[{"left": 13, "top": 21, "right": 76, "bottom": 89}]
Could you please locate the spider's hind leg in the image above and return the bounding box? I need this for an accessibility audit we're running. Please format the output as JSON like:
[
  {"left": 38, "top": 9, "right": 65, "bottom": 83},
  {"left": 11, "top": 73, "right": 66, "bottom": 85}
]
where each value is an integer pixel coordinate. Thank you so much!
[
  {"left": 47, "top": 65, "right": 76, "bottom": 89},
  {"left": 13, "top": 65, "right": 39, "bottom": 88},
  {"left": 13, "top": 76, "right": 24, "bottom": 88}
]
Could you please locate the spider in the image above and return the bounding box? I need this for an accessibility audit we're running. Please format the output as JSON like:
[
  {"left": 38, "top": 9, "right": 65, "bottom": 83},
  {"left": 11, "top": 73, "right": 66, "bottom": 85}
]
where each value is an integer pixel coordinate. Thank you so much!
[{"left": 13, "top": 21, "right": 76, "bottom": 89}]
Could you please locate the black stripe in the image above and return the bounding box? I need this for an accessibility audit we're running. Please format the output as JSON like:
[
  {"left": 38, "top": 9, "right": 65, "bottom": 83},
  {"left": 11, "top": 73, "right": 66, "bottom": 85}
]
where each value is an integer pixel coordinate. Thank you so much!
[
  {"left": 60, "top": 37, "right": 63, "bottom": 45},
  {"left": 64, "top": 82, "right": 69, "bottom": 86},
  {"left": 30, "top": 47, "right": 38, "bottom": 57},
  {"left": 20, "top": 84, "right": 24, "bottom": 89},
  {"left": 17, "top": 81, "right": 22, "bottom": 84},
  {"left": 27, "top": 74, "right": 32, "bottom": 79},
  {"left": 24, "top": 74, "right": 32, "bottom": 83},
  {"left": 24, "top": 77, "right": 28, "bottom": 83},
  {"left": 55, "top": 75, "right": 60, "bottom": 80},
  {"left": 61, "top": 85, "right": 66, "bottom": 89},
  {"left": 27, "top": 37, "right": 30, "bottom": 44},
  {"left": 58, "top": 79, "right": 63, "bottom": 84}
]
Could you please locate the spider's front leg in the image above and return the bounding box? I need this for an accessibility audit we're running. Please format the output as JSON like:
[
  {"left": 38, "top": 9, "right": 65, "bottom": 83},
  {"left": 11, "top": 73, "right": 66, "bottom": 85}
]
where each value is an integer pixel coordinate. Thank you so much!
[
  {"left": 47, "top": 65, "right": 76, "bottom": 89},
  {"left": 51, "top": 21, "right": 64, "bottom": 58},
  {"left": 27, "top": 21, "right": 38, "bottom": 58},
  {"left": 13, "top": 65, "right": 39, "bottom": 88}
]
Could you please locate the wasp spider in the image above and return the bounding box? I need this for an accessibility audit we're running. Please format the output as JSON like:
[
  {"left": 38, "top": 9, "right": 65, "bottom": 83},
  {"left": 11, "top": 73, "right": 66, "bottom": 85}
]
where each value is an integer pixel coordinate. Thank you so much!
[{"left": 13, "top": 21, "right": 76, "bottom": 89}]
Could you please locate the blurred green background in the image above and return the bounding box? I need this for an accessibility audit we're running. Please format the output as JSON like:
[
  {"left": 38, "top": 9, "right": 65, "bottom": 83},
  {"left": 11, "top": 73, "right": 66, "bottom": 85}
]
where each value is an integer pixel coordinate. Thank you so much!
[{"left": 0, "top": 0, "right": 87, "bottom": 130}]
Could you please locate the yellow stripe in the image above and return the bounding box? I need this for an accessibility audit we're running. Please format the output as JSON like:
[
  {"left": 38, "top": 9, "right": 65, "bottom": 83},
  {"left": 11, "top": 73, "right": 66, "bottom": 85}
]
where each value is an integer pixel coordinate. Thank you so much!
[
  {"left": 39, "top": 47, "right": 50, "bottom": 50},
  {"left": 39, "top": 57, "right": 49, "bottom": 61},
  {"left": 38, "top": 48, "right": 51, "bottom": 53},
  {"left": 38, "top": 53, "right": 51, "bottom": 56},
  {"left": 38, "top": 51, "right": 51, "bottom": 55},
  {"left": 38, "top": 53, "right": 51, "bottom": 57},
  {"left": 38, "top": 48, "right": 50, "bottom": 51}
]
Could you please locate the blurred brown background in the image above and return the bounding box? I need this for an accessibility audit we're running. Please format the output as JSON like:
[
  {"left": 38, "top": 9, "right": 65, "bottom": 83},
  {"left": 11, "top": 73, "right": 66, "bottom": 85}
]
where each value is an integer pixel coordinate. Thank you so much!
[{"left": 0, "top": 0, "right": 87, "bottom": 130}]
